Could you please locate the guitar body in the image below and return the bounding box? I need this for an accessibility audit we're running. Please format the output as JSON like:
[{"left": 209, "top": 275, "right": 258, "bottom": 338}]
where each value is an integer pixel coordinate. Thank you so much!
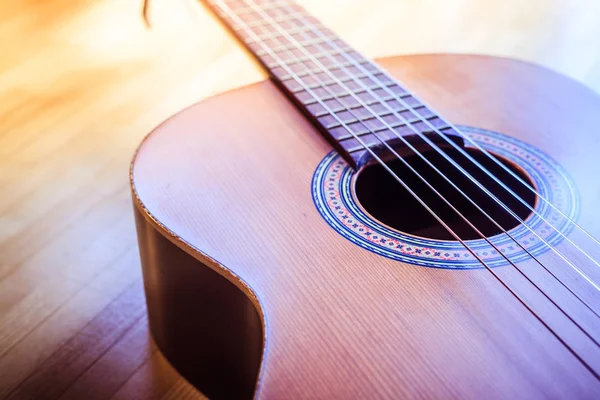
[{"left": 131, "top": 54, "right": 600, "bottom": 399}]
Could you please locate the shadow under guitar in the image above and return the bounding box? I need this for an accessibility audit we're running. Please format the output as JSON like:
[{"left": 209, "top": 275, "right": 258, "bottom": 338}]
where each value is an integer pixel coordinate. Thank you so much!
[{"left": 134, "top": 205, "right": 264, "bottom": 399}]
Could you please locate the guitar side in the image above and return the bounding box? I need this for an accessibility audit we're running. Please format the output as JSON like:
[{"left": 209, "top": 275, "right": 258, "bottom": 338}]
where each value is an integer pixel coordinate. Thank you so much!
[
  {"left": 131, "top": 54, "right": 600, "bottom": 399},
  {"left": 132, "top": 202, "right": 263, "bottom": 399}
]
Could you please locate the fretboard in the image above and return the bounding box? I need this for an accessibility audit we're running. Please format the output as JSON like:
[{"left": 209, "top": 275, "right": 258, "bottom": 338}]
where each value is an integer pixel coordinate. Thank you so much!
[{"left": 204, "top": 0, "right": 462, "bottom": 168}]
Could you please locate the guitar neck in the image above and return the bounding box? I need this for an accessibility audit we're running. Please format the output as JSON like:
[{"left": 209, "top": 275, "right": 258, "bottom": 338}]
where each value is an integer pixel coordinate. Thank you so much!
[{"left": 204, "top": 0, "right": 460, "bottom": 168}]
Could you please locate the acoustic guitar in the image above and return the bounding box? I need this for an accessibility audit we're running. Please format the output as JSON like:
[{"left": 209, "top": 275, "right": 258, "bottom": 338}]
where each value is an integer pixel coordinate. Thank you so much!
[{"left": 131, "top": 0, "right": 600, "bottom": 398}]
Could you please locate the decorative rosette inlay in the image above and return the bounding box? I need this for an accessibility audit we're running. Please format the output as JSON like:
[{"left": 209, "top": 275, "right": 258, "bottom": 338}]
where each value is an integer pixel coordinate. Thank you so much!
[{"left": 312, "top": 126, "right": 579, "bottom": 269}]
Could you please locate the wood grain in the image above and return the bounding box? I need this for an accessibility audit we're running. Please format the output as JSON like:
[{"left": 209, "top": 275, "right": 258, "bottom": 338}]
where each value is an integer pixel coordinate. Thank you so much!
[
  {"left": 2, "top": 0, "right": 600, "bottom": 399},
  {"left": 132, "top": 54, "right": 600, "bottom": 398}
]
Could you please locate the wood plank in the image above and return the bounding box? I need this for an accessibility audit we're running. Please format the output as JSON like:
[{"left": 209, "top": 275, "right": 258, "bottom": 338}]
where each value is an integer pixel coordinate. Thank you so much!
[
  {"left": 57, "top": 315, "right": 155, "bottom": 400},
  {"left": 110, "top": 353, "right": 196, "bottom": 400},
  {"left": 0, "top": 250, "right": 142, "bottom": 398},
  {"left": 0, "top": 0, "right": 599, "bottom": 398},
  {"left": 3, "top": 282, "right": 147, "bottom": 400}
]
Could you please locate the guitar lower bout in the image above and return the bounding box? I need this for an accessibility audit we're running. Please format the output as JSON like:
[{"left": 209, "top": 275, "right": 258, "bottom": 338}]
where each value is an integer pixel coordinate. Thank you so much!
[{"left": 131, "top": 54, "right": 600, "bottom": 399}]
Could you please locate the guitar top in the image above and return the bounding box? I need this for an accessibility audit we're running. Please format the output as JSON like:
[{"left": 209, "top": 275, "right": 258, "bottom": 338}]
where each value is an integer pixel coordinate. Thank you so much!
[{"left": 131, "top": 0, "right": 600, "bottom": 398}]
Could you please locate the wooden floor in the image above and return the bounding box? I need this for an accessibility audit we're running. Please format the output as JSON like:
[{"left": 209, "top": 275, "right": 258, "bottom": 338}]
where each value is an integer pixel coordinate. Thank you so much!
[{"left": 1, "top": 0, "right": 599, "bottom": 399}]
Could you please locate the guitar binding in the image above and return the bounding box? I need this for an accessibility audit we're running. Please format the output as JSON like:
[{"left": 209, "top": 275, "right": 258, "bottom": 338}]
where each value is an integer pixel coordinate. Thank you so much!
[{"left": 311, "top": 125, "right": 580, "bottom": 269}]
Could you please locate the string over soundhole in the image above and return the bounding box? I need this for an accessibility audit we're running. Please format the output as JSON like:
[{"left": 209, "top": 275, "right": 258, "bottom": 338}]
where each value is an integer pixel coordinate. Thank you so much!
[
  {"left": 312, "top": 126, "right": 578, "bottom": 269},
  {"left": 354, "top": 146, "right": 536, "bottom": 241}
]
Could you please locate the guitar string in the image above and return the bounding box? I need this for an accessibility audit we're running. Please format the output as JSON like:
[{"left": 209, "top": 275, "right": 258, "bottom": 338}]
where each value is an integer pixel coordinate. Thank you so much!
[
  {"left": 259, "top": 0, "right": 600, "bottom": 280},
  {"left": 236, "top": 0, "right": 600, "bottom": 353},
  {"left": 269, "top": 0, "right": 600, "bottom": 269},
  {"left": 235, "top": 0, "right": 600, "bottom": 318},
  {"left": 239, "top": 0, "right": 600, "bottom": 300},
  {"left": 145, "top": 0, "right": 600, "bottom": 260},
  {"left": 235, "top": 0, "right": 600, "bottom": 322},
  {"left": 259, "top": 0, "right": 600, "bottom": 305},
  {"left": 245, "top": 0, "right": 600, "bottom": 267},
  {"left": 141, "top": 0, "right": 600, "bottom": 375},
  {"left": 209, "top": 0, "right": 600, "bottom": 373}
]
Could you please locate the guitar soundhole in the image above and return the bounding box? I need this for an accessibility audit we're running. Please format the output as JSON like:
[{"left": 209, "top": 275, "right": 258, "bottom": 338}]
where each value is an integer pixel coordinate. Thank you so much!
[{"left": 354, "top": 147, "right": 537, "bottom": 241}]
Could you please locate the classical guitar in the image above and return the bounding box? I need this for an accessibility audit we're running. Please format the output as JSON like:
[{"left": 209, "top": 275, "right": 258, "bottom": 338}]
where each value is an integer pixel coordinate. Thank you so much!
[{"left": 131, "top": 0, "right": 600, "bottom": 398}]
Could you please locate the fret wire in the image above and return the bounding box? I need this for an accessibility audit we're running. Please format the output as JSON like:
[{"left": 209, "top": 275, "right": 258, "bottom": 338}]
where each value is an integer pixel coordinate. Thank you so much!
[
  {"left": 242, "top": 4, "right": 414, "bottom": 142},
  {"left": 266, "top": 49, "right": 363, "bottom": 67},
  {"left": 321, "top": 106, "right": 431, "bottom": 129},
  {"left": 207, "top": 1, "right": 322, "bottom": 118},
  {"left": 303, "top": 92, "right": 420, "bottom": 112},
  {"left": 208, "top": 0, "right": 386, "bottom": 153},
  {"left": 219, "top": 5, "right": 600, "bottom": 346},
  {"left": 215, "top": 0, "right": 437, "bottom": 141},
  {"left": 245, "top": 0, "right": 561, "bottom": 230},
  {"left": 248, "top": 32, "right": 339, "bottom": 46},
  {"left": 255, "top": 39, "right": 350, "bottom": 56},
  {"left": 278, "top": 1, "right": 590, "bottom": 231},
  {"left": 288, "top": 75, "right": 380, "bottom": 87},
  {"left": 293, "top": 85, "right": 415, "bottom": 108},
  {"left": 268, "top": 0, "right": 600, "bottom": 307},
  {"left": 278, "top": 63, "right": 364, "bottom": 79},
  {"left": 226, "top": 1, "right": 284, "bottom": 16},
  {"left": 246, "top": 1, "right": 444, "bottom": 150},
  {"left": 334, "top": 119, "right": 450, "bottom": 141},
  {"left": 234, "top": 12, "right": 313, "bottom": 29},
  {"left": 246, "top": 2, "right": 600, "bottom": 350},
  {"left": 245, "top": 25, "right": 325, "bottom": 43},
  {"left": 215, "top": 2, "right": 350, "bottom": 113},
  {"left": 279, "top": 2, "right": 600, "bottom": 267},
  {"left": 209, "top": 2, "right": 600, "bottom": 346},
  {"left": 297, "top": 78, "right": 412, "bottom": 92},
  {"left": 336, "top": 119, "right": 443, "bottom": 142},
  {"left": 220, "top": 0, "right": 522, "bottom": 276},
  {"left": 263, "top": 53, "right": 363, "bottom": 72}
]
